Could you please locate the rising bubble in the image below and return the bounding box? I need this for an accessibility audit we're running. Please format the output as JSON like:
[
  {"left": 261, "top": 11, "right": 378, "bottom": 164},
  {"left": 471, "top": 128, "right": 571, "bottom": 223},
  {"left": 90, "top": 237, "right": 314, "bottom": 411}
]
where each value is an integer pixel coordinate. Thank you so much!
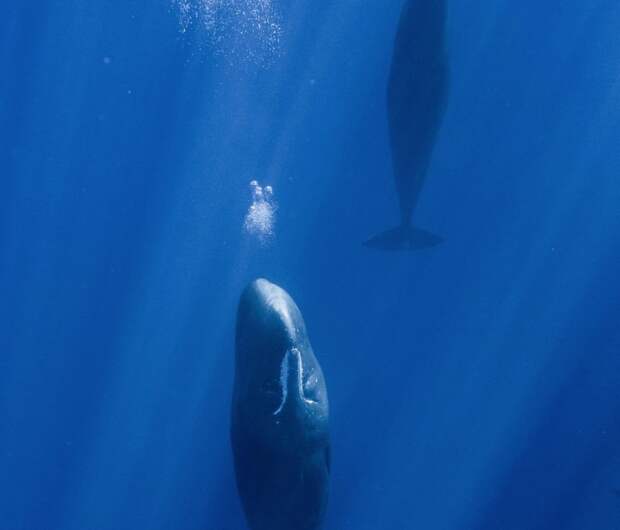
[
  {"left": 171, "top": 0, "right": 281, "bottom": 64},
  {"left": 244, "top": 180, "right": 277, "bottom": 245}
]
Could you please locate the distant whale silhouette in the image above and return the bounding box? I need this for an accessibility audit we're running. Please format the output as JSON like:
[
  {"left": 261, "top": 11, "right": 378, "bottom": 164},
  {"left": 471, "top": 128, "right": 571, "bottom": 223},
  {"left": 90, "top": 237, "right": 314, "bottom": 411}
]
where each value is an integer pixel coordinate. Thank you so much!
[
  {"left": 365, "top": 0, "right": 448, "bottom": 250},
  {"left": 231, "top": 279, "right": 330, "bottom": 530}
]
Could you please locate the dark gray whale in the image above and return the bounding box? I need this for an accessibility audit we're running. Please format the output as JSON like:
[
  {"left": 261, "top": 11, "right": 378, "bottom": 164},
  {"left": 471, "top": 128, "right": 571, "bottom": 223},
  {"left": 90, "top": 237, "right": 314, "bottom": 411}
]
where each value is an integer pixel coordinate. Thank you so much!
[
  {"left": 231, "top": 279, "right": 330, "bottom": 530},
  {"left": 365, "top": 0, "right": 448, "bottom": 250}
]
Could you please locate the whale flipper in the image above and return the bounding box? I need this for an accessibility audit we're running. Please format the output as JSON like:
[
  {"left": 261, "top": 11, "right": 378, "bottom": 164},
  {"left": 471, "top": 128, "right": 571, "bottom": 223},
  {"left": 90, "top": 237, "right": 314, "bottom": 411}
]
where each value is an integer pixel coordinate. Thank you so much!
[{"left": 364, "top": 225, "right": 442, "bottom": 251}]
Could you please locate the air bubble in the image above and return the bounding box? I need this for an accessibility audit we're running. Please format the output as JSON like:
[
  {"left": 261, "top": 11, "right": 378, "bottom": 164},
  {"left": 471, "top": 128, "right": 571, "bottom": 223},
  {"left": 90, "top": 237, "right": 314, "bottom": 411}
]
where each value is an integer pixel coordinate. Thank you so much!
[
  {"left": 244, "top": 180, "right": 277, "bottom": 245},
  {"left": 171, "top": 0, "right": 281, "bottom": 64}
]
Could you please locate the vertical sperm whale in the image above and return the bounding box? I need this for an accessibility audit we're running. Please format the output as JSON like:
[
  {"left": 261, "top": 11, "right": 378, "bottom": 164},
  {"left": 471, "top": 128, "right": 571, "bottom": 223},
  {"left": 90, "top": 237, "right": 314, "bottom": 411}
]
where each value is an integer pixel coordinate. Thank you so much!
[
  {"left": 231, "top": 279, "right": 330, "bottom": 530},
  {"left": 365, "top": 0, "right": 449, "bottom": 250}
]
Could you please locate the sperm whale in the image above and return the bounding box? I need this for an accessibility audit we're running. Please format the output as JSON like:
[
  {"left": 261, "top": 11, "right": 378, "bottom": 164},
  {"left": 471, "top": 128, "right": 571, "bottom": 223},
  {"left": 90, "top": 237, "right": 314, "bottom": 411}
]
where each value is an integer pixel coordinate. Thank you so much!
[
  {"left": 365, "top": 0, "right": 448, "bottom": 250},
  {"left": 231, "top": 279, "right": 330, "bottom": 530}
]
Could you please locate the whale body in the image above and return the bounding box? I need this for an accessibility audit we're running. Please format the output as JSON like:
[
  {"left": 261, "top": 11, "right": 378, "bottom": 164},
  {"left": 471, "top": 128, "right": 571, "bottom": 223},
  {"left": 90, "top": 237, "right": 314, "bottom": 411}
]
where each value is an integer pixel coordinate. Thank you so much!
[
  {"left": 365, "top": 0, "right": 448, "bottom": 250},
  {"left": 231, "top": 279, "right": 330, "bottom": 530}
]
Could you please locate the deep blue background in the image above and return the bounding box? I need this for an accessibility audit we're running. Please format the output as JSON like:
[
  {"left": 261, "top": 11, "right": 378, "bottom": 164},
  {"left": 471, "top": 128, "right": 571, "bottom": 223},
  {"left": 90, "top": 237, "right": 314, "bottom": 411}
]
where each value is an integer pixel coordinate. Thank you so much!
[{"left": 2, "top": 1, "right": 620, "bottom": 529}]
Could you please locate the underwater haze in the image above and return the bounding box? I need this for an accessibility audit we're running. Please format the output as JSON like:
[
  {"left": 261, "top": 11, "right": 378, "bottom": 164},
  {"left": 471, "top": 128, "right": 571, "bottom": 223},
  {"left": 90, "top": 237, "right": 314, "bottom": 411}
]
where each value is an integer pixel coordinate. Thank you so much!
[{"left": 1, "top": 1, "right": 620, "bottom": 529}]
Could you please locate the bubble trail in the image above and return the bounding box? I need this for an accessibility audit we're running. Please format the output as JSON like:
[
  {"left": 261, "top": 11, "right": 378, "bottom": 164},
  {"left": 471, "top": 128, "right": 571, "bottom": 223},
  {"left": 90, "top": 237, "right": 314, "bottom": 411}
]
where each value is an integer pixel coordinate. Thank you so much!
[
  {"left": 244, "top": 180, "right": 276, "bottom": 245},
  {"left": 171, "top": 0, "right": 281, "bottom": 64}
]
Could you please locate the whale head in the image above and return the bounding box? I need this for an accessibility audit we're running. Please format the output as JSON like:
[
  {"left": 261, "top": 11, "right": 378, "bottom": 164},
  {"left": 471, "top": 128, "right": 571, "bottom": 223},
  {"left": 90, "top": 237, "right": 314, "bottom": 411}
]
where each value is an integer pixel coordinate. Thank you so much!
[
  {"left": 233, "top": 278, "right": 329, "bottom": 448},
  {"left": 231, "top": 279, "right": 331, "bottom": 530}
]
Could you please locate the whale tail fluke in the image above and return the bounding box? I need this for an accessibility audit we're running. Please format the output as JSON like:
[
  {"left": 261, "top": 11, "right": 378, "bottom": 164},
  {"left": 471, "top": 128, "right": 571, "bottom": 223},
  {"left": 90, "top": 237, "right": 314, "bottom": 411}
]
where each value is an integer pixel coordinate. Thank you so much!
[{"left": 363, "top": 225, "right": 442, "bottom": 251}]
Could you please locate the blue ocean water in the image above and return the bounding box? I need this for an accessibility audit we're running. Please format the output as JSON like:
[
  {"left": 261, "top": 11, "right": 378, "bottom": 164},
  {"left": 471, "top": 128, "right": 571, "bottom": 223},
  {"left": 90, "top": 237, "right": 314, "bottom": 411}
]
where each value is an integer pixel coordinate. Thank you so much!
[{"left": 1, "top": 1, "right": 619, "bottom": 529}]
